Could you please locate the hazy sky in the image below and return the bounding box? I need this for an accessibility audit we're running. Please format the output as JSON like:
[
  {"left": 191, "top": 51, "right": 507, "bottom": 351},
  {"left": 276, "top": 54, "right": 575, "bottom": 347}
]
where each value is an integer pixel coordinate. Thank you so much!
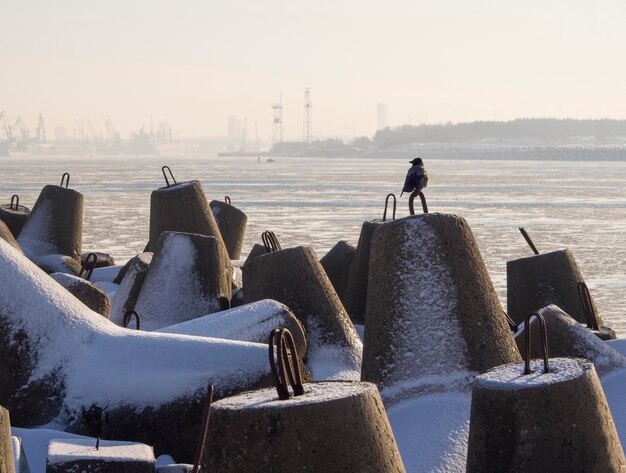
[{"left": 2, "top": 0, "right": 626, "bottom": 139}]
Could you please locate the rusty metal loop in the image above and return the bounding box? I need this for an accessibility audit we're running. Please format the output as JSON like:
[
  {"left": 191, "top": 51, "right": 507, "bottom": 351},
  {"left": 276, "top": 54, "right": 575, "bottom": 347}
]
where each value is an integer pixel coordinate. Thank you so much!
[
  {"left": 518, "top": 227, "right": 540, "bottom": 255},
  {"left": 524, "top": 312, "right": 550, "bottom": 375},
  {"left": 60, "top": 172, "right": 70, "bottom": 189},
  {"left": 79, "top": 252, "right": 98, "bottom": 281},
  {"left": 192, "top": 384, "right": 214, "bottom": 473},
  {"left": 96, "top": 437, "right": 100, "bottom": 450},
  {"left": 268, "top": 328, "right": 305, "bottom": 400},
  {"left": 578, "top": 282, "right": 600, "bottom": 330},
  {"left": 382, "top": 193, "right": 397, "bottom": 221},
  {"left": 408, "top": 190, "right": 428, "bottom": 215},
  {"left": 224, "top": 195, "right": 231, "bottom": 205},
  {"left": 262, "top": 230, "right": 282, "bottom": 253},
  {"left": 122, "top": 310, "right": 141, "bottom": 330},
  {"left": 10, "top": 195, "right": 19, "bottom": 210},
  {"left": 161, "top": 165, "right": 177, "bottom": 188}
]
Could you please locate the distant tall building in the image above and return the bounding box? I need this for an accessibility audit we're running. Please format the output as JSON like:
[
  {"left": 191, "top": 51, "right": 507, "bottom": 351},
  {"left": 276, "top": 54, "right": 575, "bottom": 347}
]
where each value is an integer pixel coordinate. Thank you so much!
[
  {"left": 54, "top": 126, "right": 67, "bottom": 142},
  {"left": 377, "top": 103, "right": 388, "bottom": 131},
  {"left": 227, "top": 116, "right": 245, "bottom": 150}
]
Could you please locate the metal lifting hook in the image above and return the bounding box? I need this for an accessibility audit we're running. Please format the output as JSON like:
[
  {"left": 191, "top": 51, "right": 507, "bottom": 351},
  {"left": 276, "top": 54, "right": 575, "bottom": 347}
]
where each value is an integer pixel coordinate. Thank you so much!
[
  {"left": 268, "top": 328, "right": 305, "bottom": 400},
  {"left": 382, "top": 193, "right": 397, "bottom": 221},
  {"left": 161, "top": 166, "right": 177, "bottom": 188}
]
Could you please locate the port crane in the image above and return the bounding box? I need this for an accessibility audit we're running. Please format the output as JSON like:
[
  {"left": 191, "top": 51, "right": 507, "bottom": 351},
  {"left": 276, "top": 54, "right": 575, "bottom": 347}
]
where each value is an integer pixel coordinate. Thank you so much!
[
  {"left": 13, "top": 116, "right": 30, "bottom": 142},
  {"left": 0, "top": 110, "right": 12, "bottom": 141}
]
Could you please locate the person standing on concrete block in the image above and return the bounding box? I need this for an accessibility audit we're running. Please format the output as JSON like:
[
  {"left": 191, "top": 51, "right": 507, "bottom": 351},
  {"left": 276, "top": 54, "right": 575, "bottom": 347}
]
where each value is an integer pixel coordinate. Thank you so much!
[
  {"left": 400, "top": 157, "right": 429, "bottom": 197},
  {"left": 362, "top": 213, "right": 520, "bottom": 405}
]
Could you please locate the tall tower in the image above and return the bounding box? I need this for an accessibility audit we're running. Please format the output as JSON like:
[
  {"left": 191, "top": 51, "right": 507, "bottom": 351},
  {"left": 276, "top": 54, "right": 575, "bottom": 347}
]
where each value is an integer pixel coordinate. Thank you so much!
[
  {"left": 303, "top": 88, "right": 312, "bottom": 143},
  {"left": 272, "top": 94, "right": 284, "bottom": 144}
]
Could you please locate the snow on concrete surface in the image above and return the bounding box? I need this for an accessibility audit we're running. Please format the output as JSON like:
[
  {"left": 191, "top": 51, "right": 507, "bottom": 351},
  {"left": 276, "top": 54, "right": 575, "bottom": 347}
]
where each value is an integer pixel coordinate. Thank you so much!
[
  {"left": 17, "top": 199, "right": 55, "bottom": 259},
  {"left": 91, "top": 265, "right": 124, "bottom": 283},
  {"left": 608, "top": 339, "right": 626, "bottom": 357},
  {"left": 601, "top": 367, "right": 626, "bottom": 449},
  {"left": 387, "top": 393, "right": 471, "bottom": 473},
  {"left": 0, "top": 238, "right": 269, "bottom": 416},
  {"left": 11, "top": 428, "right": 87, "bottom": 473},
  {"left": 134, "top": 232, "right": 221, "bottom": 330},
  {"left": 158, "top": 299, "right": 295, "bottom": 342},
  {"left": 47, "top": 438, "right": 154, "bottom": 464},
  {"left": 476, "top": 358, "right": 586, "bottom": 389}
]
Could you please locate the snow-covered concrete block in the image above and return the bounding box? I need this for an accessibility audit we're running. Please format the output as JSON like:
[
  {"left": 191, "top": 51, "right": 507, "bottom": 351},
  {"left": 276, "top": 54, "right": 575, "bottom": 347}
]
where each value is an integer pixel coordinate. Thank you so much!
[
  {"left": 362, "top": 214, "right": 520, "bottom": 405},
  {"left": 467, "top": 358, "right": 626, "bottom": 472},
  {"left": 46, "top": 439, "right": 155, "bottom": 473},
  {"left": 514, "top": 305, "right": 626, "bottom": 376},
  {"left": 320, "top": 240, "right": 355, "bottom": 303},
  {"left": 343, "top": 220, "right": 386, "bottom": 323},
  {"left": 203, "top": 382, "right": 406, "bottom": 473},
  {"left": 146, "top": 181, "right": 224, "bottom": 253},
  {"left": 158, "top": 299, "right": 308, "bottom": 358},
  {"left": 134, "top": 232, "right": 232, "bottom": 331},
  {"left": 18, "top": 185, "right": 83, "bottom": 262},
  {"left": 0, "top": 238, "right": 272, "bottom": 461},
  {"left": 507, "top": 249, "right": 604, "bottom": 326},
  {"left": 210, "top": 200, "right": 247, "bottom": 260},
  {"left": 243, "top": 246, "right": 362, "bottom": 380},
  {"left": 110, "top": 253, "right": 152, "bottom": 325},
  {"left": 51, "top": 273, "right": 111, "bottom": 318},
  {"left": 0, "top": 406, "right": 15, "bottom": 473}
]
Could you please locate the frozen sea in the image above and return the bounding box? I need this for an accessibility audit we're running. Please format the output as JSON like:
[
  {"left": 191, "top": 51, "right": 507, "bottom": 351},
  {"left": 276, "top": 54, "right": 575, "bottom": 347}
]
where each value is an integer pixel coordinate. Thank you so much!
[{"left": 2, "top": 147, "right": 625, "bottom": 336}]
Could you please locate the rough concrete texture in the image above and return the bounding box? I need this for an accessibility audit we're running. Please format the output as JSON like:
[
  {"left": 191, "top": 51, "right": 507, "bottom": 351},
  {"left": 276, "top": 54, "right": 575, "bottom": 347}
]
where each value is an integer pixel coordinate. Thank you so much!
[
  {"left": 0, "top": 203, "right": 30, "bottom": 239},
  {"left": 80, "top": 252, "right": 115, "bottom": 268},
  {"left": 113, "top": 252, "right": 152, "bottom": 284},
  {"left": 243, "top": 246, "right": 363, "bottom": 380},
  {"left": 51, "top": 273, "right": 112, "bottom": 318},
  {"left": 343, "top": 220, "right": 386, "bottom": 323},
  {"left": 467, "top": 358, "right": 626, "bottom": 473},
  {"left": 243, "top": 243, "right": 267, "bottom": 266},
  {"left": 362, "top": 214, "right": 521, "bottom": 404},
  {"left": 18, "top": 185, "right": 83, "bottom": 261},
  {"left": 210, "top": 200, "right": 247, "bottom": 260},
  {"left": 110, "top": 253, "right": 153, "bottom": 325},
  {"left": 159, "top": 299, "right": 308, "bottom": 358},
  {"left": 203, "top": 382, "right": 406, "bottom": 473},
  {"left": 320, "top": 240, "right": 356, "bottom": 303},
  {"left": 134, "top": 232, "right": 232, "bottom": 331},
  {"left": 0, "top": 238, "right": 273, "bottom": 462},
  {"left": 47, "top": 460, "right": 154, "bottom": 473},
  {"left": 514, "top": 305, "right": 625, "bottom": 376},
  {"left": 0, "top": 406, "right": 15, "bottom": 473},
  {"left": 36, "top": 254, "right": 82, "bottom": 276},
  {"left": 146, "top": 181, "right": 224, "bottom": 252},
  {"left": 0, "top": 220, "right": 22, "bottom": 253},
  {"left": 507, "top": 249, "right": 604, "bottom": 326}
]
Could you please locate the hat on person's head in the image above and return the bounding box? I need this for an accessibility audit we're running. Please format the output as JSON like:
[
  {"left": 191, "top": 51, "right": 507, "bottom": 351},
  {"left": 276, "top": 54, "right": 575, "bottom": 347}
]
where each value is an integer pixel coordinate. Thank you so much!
[{"left": 409, "top": 157, "right": 423, "bottom": 165}]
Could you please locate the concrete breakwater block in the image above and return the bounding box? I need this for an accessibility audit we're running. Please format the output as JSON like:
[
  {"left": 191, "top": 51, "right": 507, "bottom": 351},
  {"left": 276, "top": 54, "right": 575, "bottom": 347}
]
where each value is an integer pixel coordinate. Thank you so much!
[
  {"left": 0, "top": 221, "right": 22, "bottom": 254},
  {"left": 362, "top": 213, "right": 520, "bottom": 404},
  {"left": 158, "top": 299, "right": 307, "bottom": 358},
  {"left": 209, "top": 200, "right": 247, "bottom": 260},
  {"left": 80, "top": 252, "right": 115, "bottom": 269},
  {"left": 242, "top": 243, "right": 267, "bottom": 266},
  {"left": 202, "top": 382, "right": 406, "bottom": 473},
  {"left": 514, "top": 305, "right": 625, "bottom": 376},
  {"left": 0, "top": 238, "right": 272, "bottom": 461},
  {"left": 0, "top": 406, "right": 15, "bottom": 473},
  {"left": 134, "top": 232, "right": 232, "bottom": 331},
  {"left": 109, "top": 253, "right": 152, "bottom": 325},
  {"left": 18, "top": 185, "right": 83, "bottom": 262},
  {"left": 466, "top": 358, "right": 626, "bottom": 472},
  {"left": 11, "top": 437, "right": 27, "bottom": 473},
  {"left": 507, "top": 249, "right": 604, "bottom": 326},
  {"left": 146, "top": 181, "right": 224, "bottom": 252},
  {"left": 51, "top": 273, "right": 111, "bottom": 318},
  {"left": 0, "top": 199, "right": 30, "bottom": 238},
  {"left": 343, "top": 220, "right": 386, "bottom": 323},
  {"left": 320, "top": 240, "right": 355, "bottom": 303},
  {"left": 243, "top": 246, "right": 362, "bottom": 380},
  {"left": 46, "top": 438, "right": 156, "bottom": 473}
]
